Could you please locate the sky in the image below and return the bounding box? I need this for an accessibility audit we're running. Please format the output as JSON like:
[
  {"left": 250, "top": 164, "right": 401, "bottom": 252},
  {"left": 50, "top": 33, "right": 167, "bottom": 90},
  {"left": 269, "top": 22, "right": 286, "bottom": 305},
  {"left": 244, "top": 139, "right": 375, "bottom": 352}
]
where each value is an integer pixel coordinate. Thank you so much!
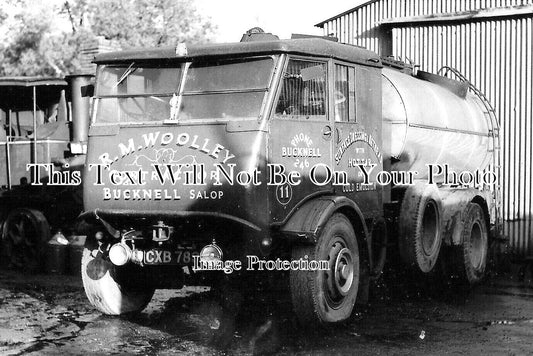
[
  {"left": 1, "top": 0, "right": 367, "bottom": 45},
  {"left": 195, "top": 0, "right": 367, "bottom": 42}
]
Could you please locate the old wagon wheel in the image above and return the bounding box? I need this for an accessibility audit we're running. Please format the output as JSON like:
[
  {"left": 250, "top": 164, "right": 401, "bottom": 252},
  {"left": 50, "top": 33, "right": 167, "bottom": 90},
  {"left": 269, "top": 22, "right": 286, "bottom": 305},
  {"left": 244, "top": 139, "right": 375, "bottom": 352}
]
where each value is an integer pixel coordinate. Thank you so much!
[{"left": 1, "top": 208, "right": 50, "bottom": 272}]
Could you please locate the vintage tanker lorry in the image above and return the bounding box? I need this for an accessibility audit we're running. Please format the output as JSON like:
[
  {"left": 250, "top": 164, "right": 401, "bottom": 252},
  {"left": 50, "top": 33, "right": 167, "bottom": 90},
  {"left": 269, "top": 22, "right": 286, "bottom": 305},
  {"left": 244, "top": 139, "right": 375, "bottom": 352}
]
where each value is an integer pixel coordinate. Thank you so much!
[{"left": 80, "top": 32, "right": 500, "bottom": 325}]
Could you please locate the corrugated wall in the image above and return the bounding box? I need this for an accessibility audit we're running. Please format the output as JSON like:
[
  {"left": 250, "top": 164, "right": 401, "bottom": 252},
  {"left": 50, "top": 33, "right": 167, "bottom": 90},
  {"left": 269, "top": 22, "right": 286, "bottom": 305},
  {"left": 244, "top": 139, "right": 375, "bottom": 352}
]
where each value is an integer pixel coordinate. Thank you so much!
[{"left": 319, "top": 0, "right": 533, "bottom": 255}]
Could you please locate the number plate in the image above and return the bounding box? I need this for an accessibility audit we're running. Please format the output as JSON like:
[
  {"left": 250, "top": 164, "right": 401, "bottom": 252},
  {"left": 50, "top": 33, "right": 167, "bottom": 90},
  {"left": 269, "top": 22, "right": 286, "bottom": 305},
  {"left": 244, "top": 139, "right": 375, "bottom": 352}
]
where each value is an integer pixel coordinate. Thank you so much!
[{"left": 143, "top": 248, "right": 198, "bottom": 265}]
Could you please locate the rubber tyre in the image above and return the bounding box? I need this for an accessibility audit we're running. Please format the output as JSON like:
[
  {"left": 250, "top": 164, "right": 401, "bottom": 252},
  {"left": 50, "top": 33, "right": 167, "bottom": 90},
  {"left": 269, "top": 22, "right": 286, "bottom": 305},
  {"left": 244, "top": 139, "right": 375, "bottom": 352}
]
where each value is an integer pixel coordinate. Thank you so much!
[
  {"left": 81, "top": 247, "right": 154, "bottom": 315},
  {"left": 455, "top": 203, "right": 488, "bottom": 284},
  {"left": 290, "top": 213, "right": 360, "bottom": 325},
  {"left": 1, "top": 208, "right": 50, "bottom": 272},
  {"left": 370, "top": 217, "right": 387, "bottom": 277},
  {"left": 399, "top": 184, "right": 442, "bottom": 273}
]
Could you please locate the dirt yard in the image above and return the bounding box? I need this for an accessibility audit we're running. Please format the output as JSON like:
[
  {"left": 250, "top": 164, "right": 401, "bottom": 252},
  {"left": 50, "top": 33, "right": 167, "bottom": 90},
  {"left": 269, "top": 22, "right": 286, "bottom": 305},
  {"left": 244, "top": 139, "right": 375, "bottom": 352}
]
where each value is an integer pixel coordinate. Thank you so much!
[{"left": 1, "top": 265, "right": 533, "bottom": 355}]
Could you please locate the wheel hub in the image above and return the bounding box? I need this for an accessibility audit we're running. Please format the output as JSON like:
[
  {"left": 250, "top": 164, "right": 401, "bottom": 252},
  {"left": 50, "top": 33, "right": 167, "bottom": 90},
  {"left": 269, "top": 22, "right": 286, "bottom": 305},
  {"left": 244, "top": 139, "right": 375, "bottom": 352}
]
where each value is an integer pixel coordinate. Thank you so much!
[
  {"left": 334, "top": 247, "right": 354, "bottom": 296},
  {"left": 469, "top": 222, "right": 484, "bottom": 268},
  {"left": 421, "top": 201, "right": 439, "bottom": 256},
  {"left": 2, "top": 211, "right": 43, "bottom": 270}
]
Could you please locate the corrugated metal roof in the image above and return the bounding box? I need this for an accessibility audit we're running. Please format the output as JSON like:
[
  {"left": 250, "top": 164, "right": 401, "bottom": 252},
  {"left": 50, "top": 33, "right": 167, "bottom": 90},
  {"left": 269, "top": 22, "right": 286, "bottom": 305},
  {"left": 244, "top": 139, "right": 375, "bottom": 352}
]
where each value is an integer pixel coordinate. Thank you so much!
[
  {"left": 315, "top": 0, "right": 377, "bottom": 27},
  {"left": 93, "top": 38, "right": 382, "bottom": 67},
  {"left": 380, "top": 4, "right": 533, "bottom": 26},
  {"left": 0, "top": 77, "right": 67, "bottom": 87}
]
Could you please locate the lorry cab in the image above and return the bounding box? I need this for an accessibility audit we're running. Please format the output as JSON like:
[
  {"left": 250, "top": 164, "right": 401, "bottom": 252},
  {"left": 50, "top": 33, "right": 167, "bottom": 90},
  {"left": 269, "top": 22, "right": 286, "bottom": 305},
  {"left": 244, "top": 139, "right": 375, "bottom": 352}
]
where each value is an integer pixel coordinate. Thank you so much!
[{"left": 84, "top": 38, "right": 384, "bottom": 232}]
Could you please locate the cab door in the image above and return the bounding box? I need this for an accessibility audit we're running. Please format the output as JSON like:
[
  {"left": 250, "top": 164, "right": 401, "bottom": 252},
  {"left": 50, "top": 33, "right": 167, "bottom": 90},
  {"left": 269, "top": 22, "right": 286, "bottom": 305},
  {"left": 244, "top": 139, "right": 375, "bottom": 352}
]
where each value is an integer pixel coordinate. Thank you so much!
[
  {"left": 269, "top": 57, "right": 334, "bottom": 223},
  {"left": 332, "top": 63, "right": 383, "bottom": 218}
]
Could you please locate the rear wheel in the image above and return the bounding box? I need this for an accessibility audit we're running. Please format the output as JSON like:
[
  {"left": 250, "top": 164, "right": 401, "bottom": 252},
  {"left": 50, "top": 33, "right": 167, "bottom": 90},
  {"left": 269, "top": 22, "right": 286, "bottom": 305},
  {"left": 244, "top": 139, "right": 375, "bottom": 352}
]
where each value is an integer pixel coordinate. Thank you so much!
[
  {"left": 1, "top": 208, "right": 50, "bottom": 272},
  {"left": 399, "top": 184, "right": 442, "bottom": 273},
  {"left": 455, "top": 203, "right": 488, "bottom": 284},
  {"left": 290, "top": 213, "right": 360, "bottom": 325},
  {"left": 81, "top": 247, "right": 154, "bottom": 315}
]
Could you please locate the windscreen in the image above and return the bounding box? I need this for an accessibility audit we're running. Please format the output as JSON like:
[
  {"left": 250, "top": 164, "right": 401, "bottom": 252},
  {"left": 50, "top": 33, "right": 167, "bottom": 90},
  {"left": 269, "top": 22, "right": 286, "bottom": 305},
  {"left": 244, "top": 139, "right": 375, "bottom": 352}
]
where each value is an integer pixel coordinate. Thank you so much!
[{"left": 94, "top": 57, "right": 274, "bottom": 123}]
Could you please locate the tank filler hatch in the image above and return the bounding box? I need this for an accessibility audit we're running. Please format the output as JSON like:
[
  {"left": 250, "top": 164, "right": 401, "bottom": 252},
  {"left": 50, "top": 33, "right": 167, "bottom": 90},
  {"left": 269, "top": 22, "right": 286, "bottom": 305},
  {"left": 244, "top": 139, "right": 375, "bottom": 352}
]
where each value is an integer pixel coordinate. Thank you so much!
[{"left": 416, "top": 70, "right": 469, "bottom": 99}]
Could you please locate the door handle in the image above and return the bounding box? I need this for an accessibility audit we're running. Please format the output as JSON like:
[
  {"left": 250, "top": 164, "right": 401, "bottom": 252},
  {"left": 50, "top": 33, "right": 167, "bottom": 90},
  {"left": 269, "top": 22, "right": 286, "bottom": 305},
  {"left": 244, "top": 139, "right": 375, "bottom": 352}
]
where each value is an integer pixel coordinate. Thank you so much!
[{"left": 322, "top": 125, "right": 332, "bottom": 140}]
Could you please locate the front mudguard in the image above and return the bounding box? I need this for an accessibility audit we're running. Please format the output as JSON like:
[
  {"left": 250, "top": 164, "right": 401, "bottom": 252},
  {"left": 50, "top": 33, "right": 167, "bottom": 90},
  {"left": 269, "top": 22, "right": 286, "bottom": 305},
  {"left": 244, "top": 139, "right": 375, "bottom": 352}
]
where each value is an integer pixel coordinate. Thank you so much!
[{"left": 277, "top": 195, "right": 373, "bottom": 276}]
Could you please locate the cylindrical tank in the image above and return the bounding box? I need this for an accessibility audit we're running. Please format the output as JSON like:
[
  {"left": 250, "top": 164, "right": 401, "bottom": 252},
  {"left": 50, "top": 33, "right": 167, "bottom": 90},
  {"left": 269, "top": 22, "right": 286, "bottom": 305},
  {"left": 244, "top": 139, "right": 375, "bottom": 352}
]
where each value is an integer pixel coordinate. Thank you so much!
[
  {"left": 382, "top": 67, "right": 494, "bottom": 178},
  {"left": 67, "top": 74, "right": 94, "bottom": 143}
]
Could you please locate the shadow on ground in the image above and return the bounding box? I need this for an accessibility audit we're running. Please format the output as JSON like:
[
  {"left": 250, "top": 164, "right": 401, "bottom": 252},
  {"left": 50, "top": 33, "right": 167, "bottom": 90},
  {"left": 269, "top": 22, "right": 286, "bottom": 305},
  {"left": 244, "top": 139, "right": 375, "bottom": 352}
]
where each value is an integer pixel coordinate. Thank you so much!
[{"left": 2, "top": 260, "right": 533, "bottom": 355}]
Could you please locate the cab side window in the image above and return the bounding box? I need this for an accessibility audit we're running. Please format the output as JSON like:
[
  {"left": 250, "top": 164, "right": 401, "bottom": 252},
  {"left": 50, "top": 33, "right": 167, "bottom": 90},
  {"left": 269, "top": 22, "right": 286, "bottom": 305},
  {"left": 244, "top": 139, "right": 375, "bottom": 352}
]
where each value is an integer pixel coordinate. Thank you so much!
[
  {"left": 275, "top": 59, "right": 327, "bottom": 119},
  {"left": 334, "top": 64, "right": 356, "bottom": 122}
]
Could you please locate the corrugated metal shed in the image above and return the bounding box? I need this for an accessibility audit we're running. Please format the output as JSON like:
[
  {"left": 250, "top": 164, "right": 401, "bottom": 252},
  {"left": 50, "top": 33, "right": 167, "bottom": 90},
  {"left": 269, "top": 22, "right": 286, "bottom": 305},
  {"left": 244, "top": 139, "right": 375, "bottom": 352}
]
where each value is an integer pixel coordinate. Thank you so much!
[{"left": 317, "top": 0, "right": 533, "bottom": 255}]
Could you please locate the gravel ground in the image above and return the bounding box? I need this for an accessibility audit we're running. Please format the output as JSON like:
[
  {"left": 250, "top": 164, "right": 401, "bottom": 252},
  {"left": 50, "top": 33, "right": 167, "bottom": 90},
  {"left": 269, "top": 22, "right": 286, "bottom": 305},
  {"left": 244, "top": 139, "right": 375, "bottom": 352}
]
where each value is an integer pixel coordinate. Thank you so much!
[{"left": 1, "top": 266, "right": 533, "bottom": 355}]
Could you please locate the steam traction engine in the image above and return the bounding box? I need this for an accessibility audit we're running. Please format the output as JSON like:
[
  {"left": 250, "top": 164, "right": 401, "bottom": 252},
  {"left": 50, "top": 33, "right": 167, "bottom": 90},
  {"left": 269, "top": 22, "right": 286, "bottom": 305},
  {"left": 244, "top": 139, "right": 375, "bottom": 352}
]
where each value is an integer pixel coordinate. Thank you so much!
[{"left": 0, "top": 75, "right": 93, "bottom": 271}]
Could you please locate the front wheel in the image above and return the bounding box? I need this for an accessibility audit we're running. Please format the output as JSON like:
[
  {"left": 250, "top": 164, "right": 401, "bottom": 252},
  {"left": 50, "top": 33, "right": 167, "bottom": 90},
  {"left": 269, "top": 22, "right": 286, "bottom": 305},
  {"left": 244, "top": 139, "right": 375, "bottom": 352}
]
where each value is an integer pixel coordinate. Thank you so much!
[
  {"left": 81, "top": 247, "right": 154, "bottom": 315},
  {"left": 290, "top": 213, "right": 360, "bottom": 326}
]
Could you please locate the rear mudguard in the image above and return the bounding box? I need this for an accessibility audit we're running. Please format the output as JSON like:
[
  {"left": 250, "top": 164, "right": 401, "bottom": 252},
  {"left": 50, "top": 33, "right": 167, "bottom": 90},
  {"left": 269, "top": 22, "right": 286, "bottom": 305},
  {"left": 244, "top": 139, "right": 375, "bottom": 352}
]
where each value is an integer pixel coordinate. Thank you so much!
[{"left": 438, "top": 188, "right": 492, "bottom": 246}]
